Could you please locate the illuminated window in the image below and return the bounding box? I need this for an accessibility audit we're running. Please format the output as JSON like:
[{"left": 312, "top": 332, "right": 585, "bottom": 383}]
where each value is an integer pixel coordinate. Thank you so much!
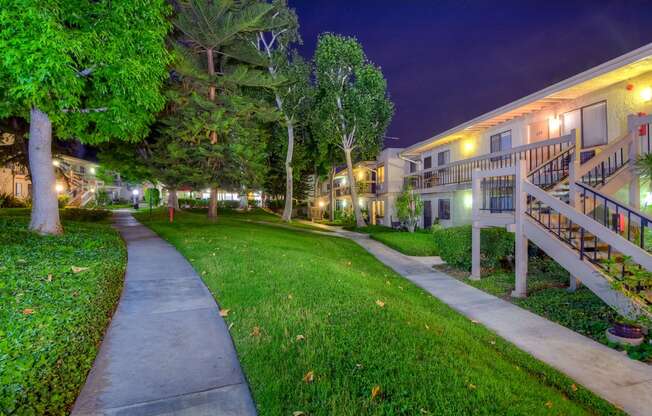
[
  {"left": 15, "top": 182, "right": 22, "bottom": 197},
  {"left": 376, "top": 165, "right": 385, "bottom": 183},
  {"left": 375, "top": 200, "right": 385, "bottom": 218}
]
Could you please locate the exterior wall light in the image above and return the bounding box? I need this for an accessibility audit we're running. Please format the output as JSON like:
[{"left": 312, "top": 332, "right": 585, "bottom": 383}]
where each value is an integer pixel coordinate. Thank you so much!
[
  {"left": 52, "top": 160, "right": 60, "bottom": 167},
  {"left": 89, "top": 167, "right": 96, "bottom": 174},
  {"left": 641, "top": 87, "right": 652, "bottom": 102},
  {"left": 132, "top": 189, "right": 139, "bottom": 196},
  {"left": 342, "top": 199, "right": 347, "bottom": 207},
  {"left": 358, "top": 198, "right": 364, "bottom": 206},
  {"left": 55, "top": 184, "right": 64, "bottom": 193},
  {"left": 318, "top": 200, "right": 325, "bottom": 208},
  {"left": 463, "top": 193, "right": 473, "bottom": 209},
  {"left": 548, "top": 117, "right": 561, "bottom": 131},
  {"left": 463, "top": 141, "right": 475, "bottom": 155}
]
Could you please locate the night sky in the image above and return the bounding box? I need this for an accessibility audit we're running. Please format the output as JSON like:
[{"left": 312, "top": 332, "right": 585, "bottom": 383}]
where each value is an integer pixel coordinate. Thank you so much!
[{"left": 291, "top": 0, "right": 652, "bottom": 148}]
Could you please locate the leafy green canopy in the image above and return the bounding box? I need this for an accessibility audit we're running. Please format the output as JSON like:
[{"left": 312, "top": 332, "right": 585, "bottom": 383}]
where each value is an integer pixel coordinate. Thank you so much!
[
  {"left": 0, "top": 0, "right": 171, "bottom": 143},
  {"left": 312, "top": 33, "right": 393, "bottom": 159}
]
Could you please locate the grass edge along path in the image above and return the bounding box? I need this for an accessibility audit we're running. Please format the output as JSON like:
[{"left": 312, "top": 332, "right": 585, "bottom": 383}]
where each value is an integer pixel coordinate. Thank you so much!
[
  {"left": 0, "top": 211, "right": 126, "bottom": 415},
  {"left": 136, "top": 209, "right": 622, "bottom": 416}
]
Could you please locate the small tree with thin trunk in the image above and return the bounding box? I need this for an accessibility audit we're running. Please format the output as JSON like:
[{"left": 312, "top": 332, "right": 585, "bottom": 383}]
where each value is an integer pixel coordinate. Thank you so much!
[
  {"left": 0, "top": 1, "right": 171, "bottom": 235},
  {"left": 313, "top": 34, "right": 393, "bottom": 227},
  {"left": 396, "top": 185, "right": 423, "bottom": 233}
]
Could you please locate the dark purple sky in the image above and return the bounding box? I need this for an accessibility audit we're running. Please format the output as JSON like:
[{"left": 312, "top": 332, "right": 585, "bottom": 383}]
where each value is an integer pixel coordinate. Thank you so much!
[{"left": 291, "top": 0, "right": 652, "bottom": 148}]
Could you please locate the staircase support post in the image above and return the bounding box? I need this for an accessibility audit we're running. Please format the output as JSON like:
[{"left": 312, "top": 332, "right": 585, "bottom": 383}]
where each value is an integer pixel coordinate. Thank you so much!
[
  {"left": 471, "top": 168, "right": 482, "bottom": 280},
  {"left": 567, "top": 151, "right": 582, "bottom": 291},
  {"left": 512, "top": 159, "right": 528, "bottom": 298},
  {"left": 629, "top": 131, "right": 640, "bottom": 210}
]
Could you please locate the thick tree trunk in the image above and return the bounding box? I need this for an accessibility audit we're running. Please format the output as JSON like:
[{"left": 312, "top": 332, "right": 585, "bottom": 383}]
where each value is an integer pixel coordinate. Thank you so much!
[
  {"left": 167, "top": 187, "right": 179, "bottom": 210},
  {"left": 281, "top": 121, "right": 294, "bottom": 222},
  {"left": 28, "top": 108, "right": 62, "bottom": 235},
  {"left": 208, "top": 186, "right": 218, "bottom": 219},
  {"left": 344, "top": 147, "right": 365, "bottom": 227}
]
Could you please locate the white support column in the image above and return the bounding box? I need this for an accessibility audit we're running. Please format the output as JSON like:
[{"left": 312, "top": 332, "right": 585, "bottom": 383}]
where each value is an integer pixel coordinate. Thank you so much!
[
  {"left": 512, "top": 159, "right": 528, "bottom": 298},
  {"left": 567, "top": 151, "right": 582, "bottom": 292},
  {"left": 629, "top": 131, "right": 640, "bottom": 210},
  {"left": 471, "top": 168, "right": 482, "bottom": 280}
]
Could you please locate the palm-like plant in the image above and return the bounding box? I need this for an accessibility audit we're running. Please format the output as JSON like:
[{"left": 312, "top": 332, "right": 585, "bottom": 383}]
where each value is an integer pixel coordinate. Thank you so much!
[{"left": 172, "top": 0, "right": 280, "bottom": 218}]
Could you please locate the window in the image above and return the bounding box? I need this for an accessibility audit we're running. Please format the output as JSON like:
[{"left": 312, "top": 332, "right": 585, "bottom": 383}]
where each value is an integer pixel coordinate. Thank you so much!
[
  {"left": 423, "top": 156, "right": 432, "bottom": 170},
  {"left": 438, "top": 199, "right": 451, "bottom": 220},
  {"left": 409, "top": 162, "right": 416, "bottom": 173},
  {"left": 490, "top": 130, "right": 512, "bottom": 160},
  {"left": 15, "top": 182, "right": 22, "bottom": 197},
  {"left": 376, "top": 165, "right": 385, "bottom": 183},
  {"left": 437, "top": 150, "right": 450, "bottom": 166},
  {"left": 562, "top": 102, "right": 607, "bottom": 148}
]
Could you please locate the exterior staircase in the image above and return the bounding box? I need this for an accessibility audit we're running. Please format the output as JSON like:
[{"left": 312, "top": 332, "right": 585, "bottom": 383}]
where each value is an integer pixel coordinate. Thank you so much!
[{"left": 473, "top": 120, "right": 652, "bottom": 319}]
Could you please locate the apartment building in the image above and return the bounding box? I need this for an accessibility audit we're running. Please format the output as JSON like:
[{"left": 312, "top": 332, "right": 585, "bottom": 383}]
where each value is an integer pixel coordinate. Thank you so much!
[{"left": 314, "top": 147, "right": 406, "bottom": 225}]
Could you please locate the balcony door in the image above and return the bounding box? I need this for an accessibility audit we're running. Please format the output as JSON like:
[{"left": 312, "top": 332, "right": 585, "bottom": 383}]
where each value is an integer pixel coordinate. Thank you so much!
[
  {"left": 490, "top": 130, "right": 512, "bottom": 162},
  {"left": 423, "top": 200, "right": 432, "bottom": 228},
  {"left": 562, "top": 101, "right": 607, "bottom": 163}
]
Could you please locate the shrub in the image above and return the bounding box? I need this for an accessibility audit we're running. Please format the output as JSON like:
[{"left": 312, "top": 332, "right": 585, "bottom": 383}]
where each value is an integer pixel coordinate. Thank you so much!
[
  {"left": 433, "top": 225, "right": 514, "bottom": 271},
  {"left": 0, "top": 192, "right": 28, "bottom": 208},
  {"left": 0, "top": 215, "right": 126, "bottom": 414},
  {"left": 96, "top": 190, "right": 111, "bottom": 207},
  {"left": 60, "top": 208, "right": 112, "bottom": 222},
  {"left": 178, "top": 198, "right": 207, "bottom": 208},
  {"left": 220, "top": 200, "right": 240, "bottom": 209},
  {"left": 396, "top": 185, "right": 423, "bottom": 232},
  {"left": 57, "top": 194, "right": 69, "bottom": 208}
]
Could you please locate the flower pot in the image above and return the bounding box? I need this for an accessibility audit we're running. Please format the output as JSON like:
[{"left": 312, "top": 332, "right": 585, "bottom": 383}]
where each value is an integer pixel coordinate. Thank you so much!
[{"left": 612, "top": 322, "right": 643, "bottom": 339}]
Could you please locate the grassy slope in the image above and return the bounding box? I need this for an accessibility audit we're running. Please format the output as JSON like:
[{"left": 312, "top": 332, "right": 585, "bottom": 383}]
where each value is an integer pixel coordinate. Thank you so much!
[
  {"left": 348, "top": 225, "right": 438, "bottom": 256},
  {"left": 137, "top": 209, "right": 621, "bottom": 416},
  {"left": 0, "top": 210, "right": 126, "bottom": 414}
]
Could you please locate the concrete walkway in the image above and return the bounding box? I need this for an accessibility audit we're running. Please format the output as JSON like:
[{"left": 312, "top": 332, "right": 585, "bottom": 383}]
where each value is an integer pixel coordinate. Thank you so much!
[
  {"left": 326, "top": 227, "right": 652, "bottom": 416},
  {"left": 72, "top": 212, "right": 256, "bottom": 416}
]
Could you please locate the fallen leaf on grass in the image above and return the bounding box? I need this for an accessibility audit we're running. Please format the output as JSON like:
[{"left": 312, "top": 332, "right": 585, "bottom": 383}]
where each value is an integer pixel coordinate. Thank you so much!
[
  {"left": 288, "top": 294, "right": 293, "bottom": 300},
  {"left": 251, "top": 326, "right": 260, "bottom": 337},
  {"left": 22, "top": 308, "right": 34, "bottom": 315},
  {"left": 470, "top": 319, "right": 479, "bottom": 324},
  {"left": 219, "top": 309, "right": 230, "bottom": 317},
  {"left": 296, "top": 334, "right": 305, "bottom": 341},
  {"left": 571, "top": 384, "right": 578, "bottom": 392},
  {"left": 424, "top": 324, "right": 430, "bottom": 330},
  {"left": 346, "top": 261, "right": 352, "bottom": 266},
  {"left": 47, "top": 274, "right": 53, "bottom": 282},
  {"left": 292, "top": 412, "right": 305, "bottom": 416},
  {"left": 371, "top": 385, "right": 381, "bottom": 400},
  {"left": 545, "top": 401, "right": 553, "bottom": 409},
  {"left": 303, "top": 370, "right": 314, "bottom": 383},
  {"left": 228, "top": 323, "right": 234, "bottom": 330},
  {"left": 71, "top": 266, "right": 89, "bottom": 273},
  {"left": 468, "top": 383, "right": 476, "bottom": 390},
  {"left": 375, "top": 300, "right": 385, "bottom": 308},
  {"left": 356, "top": 363, "right": 363, "bottom": 369}
]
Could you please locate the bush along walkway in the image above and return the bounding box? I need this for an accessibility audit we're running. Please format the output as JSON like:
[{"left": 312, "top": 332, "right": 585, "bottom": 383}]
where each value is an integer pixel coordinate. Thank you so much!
[
  {"left": 71, "top": 212, "right": 255, "bottom": 416},
  {"left": 334, "top": 229, "right": 652, "bottom": 416}
]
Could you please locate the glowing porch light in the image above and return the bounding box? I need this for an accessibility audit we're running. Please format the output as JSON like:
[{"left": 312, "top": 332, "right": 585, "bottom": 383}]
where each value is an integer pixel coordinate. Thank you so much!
[
  {"left": 132, "top": 189, "right": 139, "bottom": 196},
  {"left": 341, "top": 177, "right": 347, "bottom": 186},
  {"left": 463, "top": 193, "right": 473, "bottom": 209},
  {"left": 89, "top": 167, "right": 96, "bottom": 174},
  {"left": 641, "top": 87, "right": 652, "bottom": 102},
  {"left": 55, "top": 184, "right": 64, "bottom": 193},
  {"left": 342, "top": 199, "right": 347, "bottom": 207},
  {"left": 90, "top": 187, "right": 96, "bottom": 193},
  {"left": 357, "top": 170, "right": 365, "bottom": 181},
  {"left": 462, "top": 140, "right": 475, "bottom": 155},
  {"left": 548, "top": 117, "right": 561, "bottom": 131},
  {"left": 318, "top": 200, "right": 325, "bottom": 208},
  {"left": 52, "top": 160, "right": 60, "bottom": 167},
  {"left": 358, "top": 198, "right": 364, "bottom": 206}
]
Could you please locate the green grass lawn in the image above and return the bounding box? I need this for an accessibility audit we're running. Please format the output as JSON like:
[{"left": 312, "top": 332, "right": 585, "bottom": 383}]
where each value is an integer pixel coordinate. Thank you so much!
[
  {"left": 348, "top": 225, "right": 438, "bottom": 256},
  {"left": 136, "top": 209, "right": 621, "bottom": 415},
  {"left": 0, "top": 209, "right": 126, "bottom": 414}
]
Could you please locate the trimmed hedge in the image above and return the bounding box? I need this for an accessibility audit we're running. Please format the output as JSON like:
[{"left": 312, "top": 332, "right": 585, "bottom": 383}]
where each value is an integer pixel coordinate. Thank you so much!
[
  {"left": 433, "top": 225, "right": 514, "bottom": 271},
  {"left": 0, "top": 214, "right": 126, "bottom": 414},
  {"left": 60, "top": 208, "right": 112, "bottom": 222}
]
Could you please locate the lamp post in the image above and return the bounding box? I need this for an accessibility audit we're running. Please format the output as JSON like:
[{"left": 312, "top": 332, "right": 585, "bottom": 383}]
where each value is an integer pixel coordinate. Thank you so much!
[{"left": 132, "top": 189, "right": 139, "bottom": 210}]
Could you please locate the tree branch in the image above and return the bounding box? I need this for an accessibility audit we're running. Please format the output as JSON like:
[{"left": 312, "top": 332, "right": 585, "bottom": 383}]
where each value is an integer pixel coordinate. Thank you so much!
[{"left": 61, "top": 107, "right": 108, "bottom": 113}]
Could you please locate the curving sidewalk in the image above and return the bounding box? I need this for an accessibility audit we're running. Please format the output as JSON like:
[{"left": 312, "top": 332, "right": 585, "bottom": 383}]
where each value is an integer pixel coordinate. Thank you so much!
[{"left": 72, "top": 212, "right": 256, "bottom": 416}]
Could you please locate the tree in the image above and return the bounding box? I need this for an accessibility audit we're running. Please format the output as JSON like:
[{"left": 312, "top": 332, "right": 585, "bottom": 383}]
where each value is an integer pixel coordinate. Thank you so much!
[
  {"left": 396, "top": 185, "right": 423, "bottom": 232},
  {"left": 313, "top": 34, "right": 393, "bottom": 227},
  {"left": 253, "top": 2, "right": 314, "bottom": 221},
  {"left": 0, "top": 0, "right": 171, "bottom": 234},
  {"left": 172, "top": 0, "right": 279, "bottom": 219}
]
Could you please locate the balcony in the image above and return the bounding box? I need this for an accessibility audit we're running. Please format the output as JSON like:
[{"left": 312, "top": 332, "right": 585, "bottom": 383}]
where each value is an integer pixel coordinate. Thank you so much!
[
  {"left": 334, "top": 181, "right": 377, "bottom": 197},
  {"left": 404, "top": 133, "right": 575, "bottom": 191}
]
